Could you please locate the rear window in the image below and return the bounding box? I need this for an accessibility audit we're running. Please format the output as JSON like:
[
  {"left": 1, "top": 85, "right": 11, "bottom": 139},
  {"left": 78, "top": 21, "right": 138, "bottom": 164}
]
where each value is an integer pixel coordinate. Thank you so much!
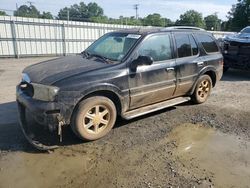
[
  {"left": 175, "top": 33, "right": 198, "bottom": 58},
  {"left": 196, "top": 34, "right": 219, "bottom": 53}
]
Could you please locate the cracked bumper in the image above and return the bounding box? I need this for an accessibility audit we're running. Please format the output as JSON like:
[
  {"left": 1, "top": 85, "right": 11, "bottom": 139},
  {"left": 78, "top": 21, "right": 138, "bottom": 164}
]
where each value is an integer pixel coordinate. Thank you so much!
[{"left": 16, "top": 87, "right": 62, "bottom": 150}]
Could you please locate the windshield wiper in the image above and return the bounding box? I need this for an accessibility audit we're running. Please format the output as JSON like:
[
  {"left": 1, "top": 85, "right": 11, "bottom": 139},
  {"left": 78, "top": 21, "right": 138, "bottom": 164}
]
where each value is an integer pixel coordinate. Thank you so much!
[
  {"left": 88, "top": 53, "right": 114, "bottom": 63},
  {"left": 81, "top": 50, "right": 91, "bottom": 57}
]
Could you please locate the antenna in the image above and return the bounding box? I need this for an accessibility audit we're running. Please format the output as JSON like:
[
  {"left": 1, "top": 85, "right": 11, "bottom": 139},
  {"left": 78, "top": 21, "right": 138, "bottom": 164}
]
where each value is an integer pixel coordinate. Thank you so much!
[{"left": 134, "top": 4, "right": 139, "bottom": 19}]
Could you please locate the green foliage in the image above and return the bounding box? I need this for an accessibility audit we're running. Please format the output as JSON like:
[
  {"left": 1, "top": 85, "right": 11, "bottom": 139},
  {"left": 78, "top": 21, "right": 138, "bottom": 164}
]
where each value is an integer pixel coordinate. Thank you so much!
[
  {"left": 142, "top": 13, "right": 172, "bottom": 27},
  {"left": 87, "top": 2, "right": 104, "bottom": 18},
  {"left": 14, "top": 5, "right": 40, "bottom": 18},
  {"left": 91, "top": 16, "right": 109, "bottom": 23},
  {"left": 227, "top": 0, "right": 250, "bottom": 31},
  {"left": 204, "top": 14, "right": 221, "bottom": 31},
  {"left": 40, "top": 12, "right": 53, "bottom": 19},
  {"left": 57, "top": 2, "right": 104, "bottom": 21},
  {"left": 14, "top": 4, "right": 53, "bottom": 19},
  {"left": 176, "top": 10, "right": 205, "bottom": 28},
  {"left": 0, "top": 11, "right": 8, "bottom": 16}
]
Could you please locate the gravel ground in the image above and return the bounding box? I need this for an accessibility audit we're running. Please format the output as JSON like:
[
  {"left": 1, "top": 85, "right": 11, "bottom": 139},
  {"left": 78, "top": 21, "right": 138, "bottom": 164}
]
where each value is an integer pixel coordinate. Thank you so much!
[{"left": 0, "top": 57, "right": 250, "bottom": 188}]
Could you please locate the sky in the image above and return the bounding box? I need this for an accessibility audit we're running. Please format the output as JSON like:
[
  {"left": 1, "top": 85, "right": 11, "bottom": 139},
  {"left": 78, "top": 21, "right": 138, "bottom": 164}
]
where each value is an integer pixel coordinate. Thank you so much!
[{"left": 0, "top": 0, "right": 236, "bottom": 21}]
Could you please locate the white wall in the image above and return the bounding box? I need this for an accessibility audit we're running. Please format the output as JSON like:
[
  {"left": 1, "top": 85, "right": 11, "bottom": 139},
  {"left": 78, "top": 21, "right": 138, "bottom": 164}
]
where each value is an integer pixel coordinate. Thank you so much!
[{"left": 0, "top": 16, "right": 233, "bottom": 58}]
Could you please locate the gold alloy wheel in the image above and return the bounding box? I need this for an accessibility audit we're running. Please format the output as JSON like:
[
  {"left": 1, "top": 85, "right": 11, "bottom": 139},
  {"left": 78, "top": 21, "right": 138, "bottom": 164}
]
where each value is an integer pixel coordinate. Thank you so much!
[
  {"left": 83, "top": 105, "right": 110, "bottom": 134},
  {"left": 197, "top": 80, "right": 210, "bottom": 99}
]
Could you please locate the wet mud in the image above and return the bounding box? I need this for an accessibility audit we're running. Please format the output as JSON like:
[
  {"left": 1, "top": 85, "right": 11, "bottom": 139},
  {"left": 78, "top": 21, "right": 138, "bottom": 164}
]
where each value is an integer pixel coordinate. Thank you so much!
[{"left": 168, "top": 124, "right": 250, "bottom": 187}]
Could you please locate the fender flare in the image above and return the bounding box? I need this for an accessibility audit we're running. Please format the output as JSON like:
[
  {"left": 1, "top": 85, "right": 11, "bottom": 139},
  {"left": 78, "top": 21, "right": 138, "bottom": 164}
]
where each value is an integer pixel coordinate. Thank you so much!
[
  {"left": 190, "top": 66, "right": 217, "bottom": 95},
  {"left": 71, "top": 83, "right": 129, "bottom": 117}
]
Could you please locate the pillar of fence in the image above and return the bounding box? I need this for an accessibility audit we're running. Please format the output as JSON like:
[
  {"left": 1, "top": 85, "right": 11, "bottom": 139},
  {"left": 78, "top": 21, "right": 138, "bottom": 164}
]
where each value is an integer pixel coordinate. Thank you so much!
[
  {"left": 61, "top": 24, "right": 66, "bottom": 56},
  {"left": 10, "top": 20, "right": 19, "bottom": 58}
]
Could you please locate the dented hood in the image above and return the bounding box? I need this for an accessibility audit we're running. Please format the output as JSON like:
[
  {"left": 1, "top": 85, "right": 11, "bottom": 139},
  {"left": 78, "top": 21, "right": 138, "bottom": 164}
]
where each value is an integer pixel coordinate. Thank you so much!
[
  {"left": 224, "top": 33, "right": 250, "bottom": 44},
  {"left": 23, "top": 55, "right": 108, "bottom": 85}
]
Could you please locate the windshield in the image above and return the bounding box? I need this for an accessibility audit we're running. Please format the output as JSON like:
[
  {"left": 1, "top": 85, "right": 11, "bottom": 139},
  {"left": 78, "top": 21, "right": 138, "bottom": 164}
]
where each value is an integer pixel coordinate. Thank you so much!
[
  {"left": 241, "top": 27, "right": 250, "bottom": 33},
  {"left": 85, "top": 32, "right": 141, "bottom": 62}
]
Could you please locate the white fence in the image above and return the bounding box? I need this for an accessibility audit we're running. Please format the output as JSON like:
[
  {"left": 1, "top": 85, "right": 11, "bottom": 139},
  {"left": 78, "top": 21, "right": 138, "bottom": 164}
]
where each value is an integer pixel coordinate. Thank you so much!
[{"left": 0, "top": 16, "right": 233, "bottom": 58}]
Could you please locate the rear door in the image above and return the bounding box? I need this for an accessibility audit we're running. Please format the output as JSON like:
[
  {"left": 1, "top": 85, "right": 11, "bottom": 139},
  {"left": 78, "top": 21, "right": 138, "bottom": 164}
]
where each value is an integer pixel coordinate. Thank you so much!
[
  {"left": 128, "top": 33, "right": 177, "bottom": 109},
  {"left": 173, "top": 32, "right": 203, "bottom": 96},
  {"left": 194, "top": 33, "right": 222, "bottom": 68}
]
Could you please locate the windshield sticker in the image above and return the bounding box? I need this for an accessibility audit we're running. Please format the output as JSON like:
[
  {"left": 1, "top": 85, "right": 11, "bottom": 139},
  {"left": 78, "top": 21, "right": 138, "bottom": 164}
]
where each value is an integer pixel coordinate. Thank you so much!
[{"left": 127, "top": 34, "right": 141, "bottom": 39}]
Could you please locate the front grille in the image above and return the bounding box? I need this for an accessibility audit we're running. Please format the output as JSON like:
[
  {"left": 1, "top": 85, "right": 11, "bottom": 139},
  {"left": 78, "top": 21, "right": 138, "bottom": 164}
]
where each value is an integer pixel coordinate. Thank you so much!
[
  {"left": 238, "top": 46, "right": 250, "bottom": 56},
  {"left": 225, "top": 42, "right": 250, "bottom": 56},
  {"left": 20, "top": 82, "right": 34, "bottom": 97}
]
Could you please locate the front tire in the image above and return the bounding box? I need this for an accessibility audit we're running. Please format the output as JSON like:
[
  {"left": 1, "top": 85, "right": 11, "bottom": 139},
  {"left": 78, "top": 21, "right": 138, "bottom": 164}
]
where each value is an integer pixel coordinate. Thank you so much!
[
  {"left": 71, "top": 96, "right": 117, "bottom": 141},
  {"left": 192, "top": 75, "right": 212, "bottom": 104}
]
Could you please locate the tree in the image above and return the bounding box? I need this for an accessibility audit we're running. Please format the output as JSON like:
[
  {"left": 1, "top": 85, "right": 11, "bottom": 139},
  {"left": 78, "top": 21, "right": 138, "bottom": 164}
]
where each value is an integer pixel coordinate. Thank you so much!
[
  {"left": 204, "top": 14, "right": 221, "bottom": 31},
  {"left": 227, "top": 0, "right": 250, "bottom": 31},
  {"left": 14, "top": 5, "right": 40, "bottom": 18},
  {"left": 87, "top": 2, "right": 103, "bottom": 18},
  {"left": 57, "top": 2, "right": 104, "bottom": 21},
  {"left": 142, "top": 13, "right": 166, "bottom": 27},
  {"left": 40, "top": 12, "right": 53, "bottom": 19},
  {"left": 14, "top": 4, "right": 53, "bottom": 19},
  {"left": 91, "top": 16, "right": 109, "bottom": 23},
  {"left": 0, "top": 11, "right": 7, "bottom": 16},
  {"left": 176, "top": 10, "right": 205, "bottom": 28}
]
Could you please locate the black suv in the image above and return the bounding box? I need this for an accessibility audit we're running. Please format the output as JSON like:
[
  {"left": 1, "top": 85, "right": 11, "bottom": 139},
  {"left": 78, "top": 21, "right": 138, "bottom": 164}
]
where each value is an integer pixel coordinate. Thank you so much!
[
  {"left": 17, "top": 27, "right": 223, "bottom": 150},
  {"left": 220, "top": 26, "right": 250, "bottom": 72}
]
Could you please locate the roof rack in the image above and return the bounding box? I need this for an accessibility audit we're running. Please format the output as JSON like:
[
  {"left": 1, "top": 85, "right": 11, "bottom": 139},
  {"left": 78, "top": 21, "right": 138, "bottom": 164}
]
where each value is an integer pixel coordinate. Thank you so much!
[{"left": 164, "top": 26, "right": 205, "bottom": 31}]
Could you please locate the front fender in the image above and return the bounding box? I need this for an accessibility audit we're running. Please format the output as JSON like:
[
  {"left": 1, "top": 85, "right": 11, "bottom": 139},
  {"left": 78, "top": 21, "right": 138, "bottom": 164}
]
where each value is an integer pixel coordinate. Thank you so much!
[{"left": 75, "top": 83, "right": 129, "bottom": 116}]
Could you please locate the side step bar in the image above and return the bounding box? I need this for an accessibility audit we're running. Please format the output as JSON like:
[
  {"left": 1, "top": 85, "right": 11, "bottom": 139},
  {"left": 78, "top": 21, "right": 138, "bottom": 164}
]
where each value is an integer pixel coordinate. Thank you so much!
[{"left": 122, "top": 97, "right": 191, "bottom": 120}]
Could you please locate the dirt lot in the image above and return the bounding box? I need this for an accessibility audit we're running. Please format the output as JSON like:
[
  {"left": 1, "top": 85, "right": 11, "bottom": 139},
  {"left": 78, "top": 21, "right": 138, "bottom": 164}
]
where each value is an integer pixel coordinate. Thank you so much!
[{"left": 0, "top": 57, "right": 250, "bottom": 188}]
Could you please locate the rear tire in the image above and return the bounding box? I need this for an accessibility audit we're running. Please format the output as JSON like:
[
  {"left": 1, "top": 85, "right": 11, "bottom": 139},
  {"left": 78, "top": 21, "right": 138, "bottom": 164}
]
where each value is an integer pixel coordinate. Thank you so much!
[
  {"left": 192, "top": 75, "right": 212, "bottom": 104},
  {"left": 71, "top": 96, "right": 117, "bottom": 141}
]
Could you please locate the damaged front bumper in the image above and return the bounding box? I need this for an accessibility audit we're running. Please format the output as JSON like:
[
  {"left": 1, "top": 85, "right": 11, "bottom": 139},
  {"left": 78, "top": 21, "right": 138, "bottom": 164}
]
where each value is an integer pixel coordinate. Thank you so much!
[
  {"left": 224, "top": 53, "right": 250, "bottom": 70},
  {"left": 222, "top": 40, "right": 250, "bottom": 70},
  {"left": 16, "top": 86, "right": 66, "bottom": 150}
]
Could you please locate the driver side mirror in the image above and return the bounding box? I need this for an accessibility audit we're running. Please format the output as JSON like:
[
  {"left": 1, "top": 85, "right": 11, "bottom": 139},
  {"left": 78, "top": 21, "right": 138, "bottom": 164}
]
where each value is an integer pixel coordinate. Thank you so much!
[{"left": 130, "top": 55, "right": 153, "bottom": 71}]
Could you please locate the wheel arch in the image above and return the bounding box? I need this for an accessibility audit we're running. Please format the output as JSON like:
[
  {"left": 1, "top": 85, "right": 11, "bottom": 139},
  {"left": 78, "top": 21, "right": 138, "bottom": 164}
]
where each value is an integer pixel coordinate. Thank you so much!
[
  {"left": 69, "top": 84, "right": 127, "bottom": 125},
  {"left": 204, "top": 70, "right": 216, "bottom": 87},
  {"left": 79, "top": 90, "right": 123, "bottom": 115},
  {"left": 190, "top": 67, "right": 217, "bottom": 95}
]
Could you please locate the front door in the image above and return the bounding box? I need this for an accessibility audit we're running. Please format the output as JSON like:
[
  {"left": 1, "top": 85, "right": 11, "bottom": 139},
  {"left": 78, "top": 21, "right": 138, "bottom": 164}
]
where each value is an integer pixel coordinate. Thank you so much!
[{"left": 128, "top": 33, "right": 177, "bottom": 109}]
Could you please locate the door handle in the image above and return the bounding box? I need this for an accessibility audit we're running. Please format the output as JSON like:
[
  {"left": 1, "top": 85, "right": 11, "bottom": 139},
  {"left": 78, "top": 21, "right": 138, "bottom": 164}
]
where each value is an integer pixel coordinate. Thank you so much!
[
  {"left": 196, "top": 62, "right": 204, "bottom": 66},
  {"left": 165, "top": 67, "right": 175, "bottom": 72}
]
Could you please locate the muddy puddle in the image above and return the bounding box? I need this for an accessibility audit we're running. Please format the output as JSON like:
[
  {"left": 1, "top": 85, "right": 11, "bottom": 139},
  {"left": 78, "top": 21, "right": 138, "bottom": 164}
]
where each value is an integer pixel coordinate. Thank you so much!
[
  {"left": 0, "top": 123, "right": 250, "bottom": 188},
  {"left": 168, "top": 123, "right": 250, "bottom": 187},
  {"left": 0, "top": 149, "right": 94, "bottom": 188}
]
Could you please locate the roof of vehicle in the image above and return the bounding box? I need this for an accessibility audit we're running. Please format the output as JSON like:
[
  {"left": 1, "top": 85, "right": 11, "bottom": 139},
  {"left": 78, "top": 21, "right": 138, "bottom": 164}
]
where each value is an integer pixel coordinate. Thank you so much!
[{"left": 117, "top": 26, "right": 208, "bottom": 35}]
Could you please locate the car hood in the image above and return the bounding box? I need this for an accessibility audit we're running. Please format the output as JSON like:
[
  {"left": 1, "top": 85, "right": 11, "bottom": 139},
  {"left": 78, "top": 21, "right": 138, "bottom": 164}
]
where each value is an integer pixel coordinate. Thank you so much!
[
  {"left": 23, "top": 55, "right": 109, "bottom": 85},
  {"left": 224, "top": 32, "right": 250, "bottom": 43}
]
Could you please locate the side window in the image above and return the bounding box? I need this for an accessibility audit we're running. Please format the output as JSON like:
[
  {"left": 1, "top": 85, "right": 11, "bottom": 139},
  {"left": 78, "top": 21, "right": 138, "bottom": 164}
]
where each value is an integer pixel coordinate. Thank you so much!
[
  {"left": 175, "top": 33, "right": 192, "bottom": 58},
  {"left": 196, "top": 34, "right": 219, "bottom": 53},
  {"left": 189, "top": 35, "right": 199, "bottom": 56},
  {"left": 137, "top": 34, "right": 172, "bottom": 62}
]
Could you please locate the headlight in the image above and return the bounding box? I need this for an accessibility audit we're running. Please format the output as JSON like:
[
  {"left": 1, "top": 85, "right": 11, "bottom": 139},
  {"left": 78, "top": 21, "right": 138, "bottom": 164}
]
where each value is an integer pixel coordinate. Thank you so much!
[{"left": 32, "top": 83, "right": 59, "bottom": 102}]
